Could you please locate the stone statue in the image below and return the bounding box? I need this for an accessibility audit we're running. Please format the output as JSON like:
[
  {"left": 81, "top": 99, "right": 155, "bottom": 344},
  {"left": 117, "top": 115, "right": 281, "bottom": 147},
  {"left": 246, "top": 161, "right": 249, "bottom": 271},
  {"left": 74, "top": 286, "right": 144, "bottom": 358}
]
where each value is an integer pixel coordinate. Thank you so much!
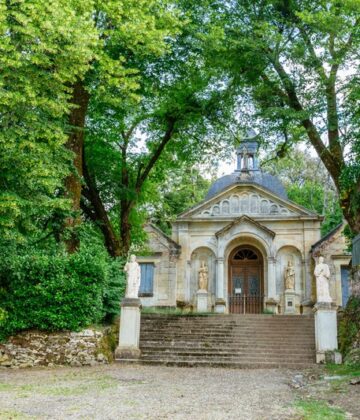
[
  {"left": 124, "top": 255, "right": 141, "bottom": 298},
  {"left": 198, "top": 261, "right": 209, "bottom": 291},
  {"left": 314, "top": 256, "right": 332, "bottom": 303},
  {"left": 284, "top": 260, "right": 295, "bottom": 290}
]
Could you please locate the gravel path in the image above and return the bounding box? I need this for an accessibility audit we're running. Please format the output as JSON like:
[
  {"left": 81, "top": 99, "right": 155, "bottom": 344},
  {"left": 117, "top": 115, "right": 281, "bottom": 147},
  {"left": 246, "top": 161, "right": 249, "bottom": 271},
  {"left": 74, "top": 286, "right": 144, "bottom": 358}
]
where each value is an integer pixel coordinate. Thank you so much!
[{"left": 0, "top": 365, "right": 302, "bottom": 419}]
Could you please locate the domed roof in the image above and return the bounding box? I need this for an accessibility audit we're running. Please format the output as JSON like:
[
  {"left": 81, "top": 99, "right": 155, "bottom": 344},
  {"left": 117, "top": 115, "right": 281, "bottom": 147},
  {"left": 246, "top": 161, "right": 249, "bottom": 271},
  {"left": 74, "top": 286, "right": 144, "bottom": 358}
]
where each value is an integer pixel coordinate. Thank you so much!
[
  {"left": 205, "top": 171, "right": 288, "bottom": 200},
  {"left": 206, "top": 130, "right": 287, "bottom": 200}
]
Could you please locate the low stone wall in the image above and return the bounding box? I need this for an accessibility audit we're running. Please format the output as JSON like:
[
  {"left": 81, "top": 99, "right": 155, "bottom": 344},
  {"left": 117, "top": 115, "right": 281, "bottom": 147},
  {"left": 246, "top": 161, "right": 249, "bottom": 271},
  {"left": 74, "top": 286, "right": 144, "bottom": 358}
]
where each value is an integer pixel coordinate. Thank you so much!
[{"left": 0, "top": 328, "right": 115, "bottom": 368}]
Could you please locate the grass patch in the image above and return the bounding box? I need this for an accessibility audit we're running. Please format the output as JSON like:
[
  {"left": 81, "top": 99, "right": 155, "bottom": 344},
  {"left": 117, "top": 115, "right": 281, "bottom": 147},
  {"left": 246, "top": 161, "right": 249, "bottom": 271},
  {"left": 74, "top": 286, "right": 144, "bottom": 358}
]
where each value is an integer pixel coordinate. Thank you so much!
[
  {"left": 323, "top": 362, "right": 360, "bottom": 394},
  {"left": 295, "top": 399, "right": 346, "bottom": 420},
  {"left": 325, "top": 362, "right": 360, "bottom": 377}
]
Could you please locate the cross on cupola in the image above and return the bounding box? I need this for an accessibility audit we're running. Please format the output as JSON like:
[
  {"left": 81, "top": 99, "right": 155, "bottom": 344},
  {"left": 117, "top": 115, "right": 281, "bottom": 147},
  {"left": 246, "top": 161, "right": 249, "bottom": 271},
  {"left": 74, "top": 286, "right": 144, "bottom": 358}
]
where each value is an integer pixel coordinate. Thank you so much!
[{"left": 236, "top": 129, "right": 260, "bottom": 172}]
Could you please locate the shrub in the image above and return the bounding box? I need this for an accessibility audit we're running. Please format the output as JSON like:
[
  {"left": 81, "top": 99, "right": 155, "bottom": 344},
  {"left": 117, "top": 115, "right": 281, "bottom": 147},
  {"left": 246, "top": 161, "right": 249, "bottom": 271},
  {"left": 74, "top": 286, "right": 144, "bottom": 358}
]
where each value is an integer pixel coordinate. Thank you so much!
[
  {"left": 0, "top": 245, "right": 125, "bottom": 341},
  {"left": 102, "top": 258, "right": 126, "bottom": 323}
]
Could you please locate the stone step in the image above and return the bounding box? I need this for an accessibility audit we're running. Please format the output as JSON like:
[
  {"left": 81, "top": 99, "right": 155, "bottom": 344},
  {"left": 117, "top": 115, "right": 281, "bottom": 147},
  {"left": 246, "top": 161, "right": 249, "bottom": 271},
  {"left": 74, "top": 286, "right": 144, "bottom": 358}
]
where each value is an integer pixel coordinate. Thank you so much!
[
  {"left": 140, "top": 346, "right": 315, "bottom": 355},
  {"left": 140, "top": 351, "right": 315, "bottom": 360},
  {"left": 116, "top": 358, "right": 315, "bottom": 369},
  {"left": 140, "top": 334, "right": 315, "bottom": 341},
  {"left": 141, "top": 328, "right": 315, "bottom": 334},
  {"left": 140, "top": 343, "right": 315, "bottom": 351},
  {"left": 141, "top": 322, "right": 314, "bottom": 327},
  {"left": 129, "top": 314, "right": 317, "bottom": 368},
  {"left": 141, "top": 314, "right": 314, "bottom": 321},
  {"left": 140, "top": 354, "right": 315, "bottom": 363},
  {"left": 141, "top": 327, "right": 314, "bottom": 332}
]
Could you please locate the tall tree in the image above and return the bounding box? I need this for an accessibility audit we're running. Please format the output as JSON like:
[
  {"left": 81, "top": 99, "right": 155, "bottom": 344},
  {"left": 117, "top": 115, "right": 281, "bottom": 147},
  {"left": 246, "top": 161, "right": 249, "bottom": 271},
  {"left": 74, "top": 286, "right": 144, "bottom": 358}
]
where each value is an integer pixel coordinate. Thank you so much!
[
  {"left": 63, "top": 0, "right": 181, "bottom": 252},
  {"left": 204, "top": 0, "right": 360, "bottom": 234},
  {"left": 0, "top": 0, "right": 97, "bottom": 245},
  {"left": 83, "top": 61, "right": 233, "bottom": 256},
  {"left": 79, "top": 1, "right": 234, "bottom": 257}
]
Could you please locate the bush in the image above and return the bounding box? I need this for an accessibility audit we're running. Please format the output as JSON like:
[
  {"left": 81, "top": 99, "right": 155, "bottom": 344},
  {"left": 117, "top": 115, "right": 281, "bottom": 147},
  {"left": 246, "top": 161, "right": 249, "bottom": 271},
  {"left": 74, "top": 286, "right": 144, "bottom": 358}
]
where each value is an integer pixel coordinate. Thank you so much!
[
  {"left": 103, "top": 258, "right": 126, "bottom": 323},
  {"left": 0, "top": 245, "right": 125, "bottom": 341}
]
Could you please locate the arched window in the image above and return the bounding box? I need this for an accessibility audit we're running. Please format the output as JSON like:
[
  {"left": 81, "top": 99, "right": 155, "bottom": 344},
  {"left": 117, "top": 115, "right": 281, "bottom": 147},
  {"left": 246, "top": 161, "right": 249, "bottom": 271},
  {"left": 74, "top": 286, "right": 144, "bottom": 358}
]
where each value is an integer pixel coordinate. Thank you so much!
[{"left": 232, "top": 248, "right": 258, "bottom": 260}]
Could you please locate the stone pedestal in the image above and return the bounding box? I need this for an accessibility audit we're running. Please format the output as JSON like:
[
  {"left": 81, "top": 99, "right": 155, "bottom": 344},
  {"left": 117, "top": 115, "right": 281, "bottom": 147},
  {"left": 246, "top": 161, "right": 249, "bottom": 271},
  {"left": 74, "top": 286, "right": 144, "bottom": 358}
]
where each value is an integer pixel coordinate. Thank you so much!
[
  {"left": 301, "top": 299, "right": 314, "bottom": 315},
  {"left": 115, "top": 298, "right": 142, "bottom": 360},
  {"left": 215, "top": 298, "right": 226, "bottom": 313},
  {"left": 284, "top": 290, "right": 297, "bottom": 314},
  {"left": 314, "top": 302, "right": 341, "bottom": 364},
  {"left": 265, "top": 298, "right": 278, "bottom": 314},
  {"left": 196, "top": 290, "right": 208, "bottom": 312}
]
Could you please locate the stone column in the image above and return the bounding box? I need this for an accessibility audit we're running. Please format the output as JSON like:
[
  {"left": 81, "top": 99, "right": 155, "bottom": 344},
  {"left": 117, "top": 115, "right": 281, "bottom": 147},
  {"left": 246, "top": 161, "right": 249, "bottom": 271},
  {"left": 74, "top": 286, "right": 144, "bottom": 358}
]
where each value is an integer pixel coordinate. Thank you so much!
[
  {"left": 215, "top": 258, "right": 226, "bottom": 313},
  {"left": 267, "top": 257, "right": 277, "bottom": 299},
  {"left": 115, "top": 298, "right": 142, "bottom": 360},
  {"left": 185, "top": 260, "right": 191, "bottom": 302},
  {"left": 265, "top": 257, "right": 278, "bottom": 313},
  {"left": 313, "top": 302, "right": 341, "bottom": 364}
]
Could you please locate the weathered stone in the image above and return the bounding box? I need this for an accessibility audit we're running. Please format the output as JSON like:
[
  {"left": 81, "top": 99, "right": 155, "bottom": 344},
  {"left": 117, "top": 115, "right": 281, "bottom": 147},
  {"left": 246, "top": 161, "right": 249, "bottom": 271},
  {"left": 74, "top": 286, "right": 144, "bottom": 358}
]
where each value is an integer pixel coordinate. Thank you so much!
[{"left": 0, "top": 328, "right": 114, "bottom": 368}]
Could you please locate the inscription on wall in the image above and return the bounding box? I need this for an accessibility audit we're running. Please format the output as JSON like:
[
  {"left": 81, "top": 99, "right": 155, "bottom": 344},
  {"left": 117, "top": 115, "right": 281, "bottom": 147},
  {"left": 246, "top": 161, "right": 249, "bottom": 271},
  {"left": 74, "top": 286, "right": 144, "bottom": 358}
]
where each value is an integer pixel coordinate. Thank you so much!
[{"left": 195, "top": 193, "right": 296, "bottom": 217}]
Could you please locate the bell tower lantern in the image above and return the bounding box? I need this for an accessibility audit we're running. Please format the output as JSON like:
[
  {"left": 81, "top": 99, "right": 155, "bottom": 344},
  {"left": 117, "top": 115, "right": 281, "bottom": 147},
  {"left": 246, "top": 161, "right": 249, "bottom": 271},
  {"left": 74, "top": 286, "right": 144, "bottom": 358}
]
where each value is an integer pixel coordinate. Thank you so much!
[{"left": 236, "top": 129, "right": 260, "bottom": 172}]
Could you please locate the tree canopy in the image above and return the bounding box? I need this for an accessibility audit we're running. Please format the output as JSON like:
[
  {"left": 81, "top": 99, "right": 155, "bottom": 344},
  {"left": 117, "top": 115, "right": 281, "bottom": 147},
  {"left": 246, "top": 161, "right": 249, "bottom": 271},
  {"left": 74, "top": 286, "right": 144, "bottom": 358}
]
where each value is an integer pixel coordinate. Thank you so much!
[{"left": 201, "top": 0, "right": 360, "bottom": 233}]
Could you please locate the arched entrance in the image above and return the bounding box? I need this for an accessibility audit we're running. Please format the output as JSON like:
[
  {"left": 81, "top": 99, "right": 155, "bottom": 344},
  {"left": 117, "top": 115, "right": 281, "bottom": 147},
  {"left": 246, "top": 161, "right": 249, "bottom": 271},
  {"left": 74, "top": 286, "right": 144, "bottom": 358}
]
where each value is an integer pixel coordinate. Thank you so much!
[{"left": 228, "top": 245, "right": 264, "bottom": 314}]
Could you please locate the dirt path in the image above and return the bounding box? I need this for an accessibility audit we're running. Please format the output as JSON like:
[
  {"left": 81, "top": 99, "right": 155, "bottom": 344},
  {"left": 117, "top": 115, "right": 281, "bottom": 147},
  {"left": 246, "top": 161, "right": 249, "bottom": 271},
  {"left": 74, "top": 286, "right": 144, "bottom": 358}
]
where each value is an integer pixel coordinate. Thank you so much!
[{"left": 0, "top": 365, "right": 301, "bottom": 419}]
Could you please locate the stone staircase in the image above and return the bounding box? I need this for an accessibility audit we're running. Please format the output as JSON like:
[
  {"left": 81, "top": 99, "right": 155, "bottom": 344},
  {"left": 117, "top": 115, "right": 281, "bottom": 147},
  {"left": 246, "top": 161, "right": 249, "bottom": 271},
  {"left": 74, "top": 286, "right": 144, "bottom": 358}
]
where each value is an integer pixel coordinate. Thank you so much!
[{"left": 117, "top": 314, "right": 316, "bottom": 368}]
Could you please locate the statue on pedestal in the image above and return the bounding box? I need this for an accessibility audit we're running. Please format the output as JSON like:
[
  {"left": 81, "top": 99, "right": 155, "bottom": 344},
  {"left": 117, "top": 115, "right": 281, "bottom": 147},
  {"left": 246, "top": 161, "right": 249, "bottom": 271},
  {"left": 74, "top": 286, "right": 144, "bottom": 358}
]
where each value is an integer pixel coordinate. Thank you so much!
[
  {"left": 284, "top": 260, "right": 295, "bottom": 291},
  {"left": 124, "top": 255, "right": 141, "bottom": 298},
  {"left": 198, "top": 261, "right": 209, "bottom": 291},
  {"left": 314, "top": 256, "right": 332, "bottom": 303}
]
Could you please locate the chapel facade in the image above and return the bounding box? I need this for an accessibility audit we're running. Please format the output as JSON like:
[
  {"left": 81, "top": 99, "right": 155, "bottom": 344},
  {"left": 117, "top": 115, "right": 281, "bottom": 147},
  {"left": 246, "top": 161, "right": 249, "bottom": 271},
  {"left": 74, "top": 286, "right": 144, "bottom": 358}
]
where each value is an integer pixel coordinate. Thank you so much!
[{"left": 137, "top": 131, "right": 351, "bottom": 314}]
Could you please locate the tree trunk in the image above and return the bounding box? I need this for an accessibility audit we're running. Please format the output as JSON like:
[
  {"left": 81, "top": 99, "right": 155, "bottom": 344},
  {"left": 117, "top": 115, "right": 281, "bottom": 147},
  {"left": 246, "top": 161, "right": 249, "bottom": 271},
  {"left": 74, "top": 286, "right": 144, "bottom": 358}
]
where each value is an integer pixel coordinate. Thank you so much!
[
  {"left": 82, "top": 158, "right": 122, "bottom": 258},
  {"left": 64, "top": 80, "right": 90, "bottom": 253},
  {"left": 120, "top": 202, "right": 132, "bottom": 257}
]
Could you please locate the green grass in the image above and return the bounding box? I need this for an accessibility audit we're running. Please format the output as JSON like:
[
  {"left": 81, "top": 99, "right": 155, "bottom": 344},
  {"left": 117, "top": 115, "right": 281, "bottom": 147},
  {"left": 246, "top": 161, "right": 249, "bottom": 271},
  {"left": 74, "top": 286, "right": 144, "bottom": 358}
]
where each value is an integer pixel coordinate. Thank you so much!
[
  {"left": 325, "top": 362, "right": 360, "bottom": 377},
  {"left": 295, "top": 399, "right": 346, "bottom": 420},
  {"left": 324, "top": 362, "right": 360, "bottom": 394}
]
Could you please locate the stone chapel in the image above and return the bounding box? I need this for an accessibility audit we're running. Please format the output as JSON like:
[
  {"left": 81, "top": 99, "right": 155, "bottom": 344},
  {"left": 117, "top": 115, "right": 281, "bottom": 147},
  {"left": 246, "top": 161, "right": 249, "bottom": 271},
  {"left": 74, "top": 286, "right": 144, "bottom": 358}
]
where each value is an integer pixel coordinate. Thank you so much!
[{"left": 137, "top": 131, "right": 351, "bottom": 315}]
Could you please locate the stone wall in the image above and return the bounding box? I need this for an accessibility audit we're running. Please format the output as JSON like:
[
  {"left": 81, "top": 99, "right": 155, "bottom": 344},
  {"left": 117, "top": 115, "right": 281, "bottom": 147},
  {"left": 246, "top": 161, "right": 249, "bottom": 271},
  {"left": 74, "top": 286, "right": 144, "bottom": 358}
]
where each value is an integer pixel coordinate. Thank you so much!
[
  {"left": 0, "top": 328, "right": 114, "bottom": 368},
  {"left": 138, "top": 224, "right": 180, "bottom": 307}
]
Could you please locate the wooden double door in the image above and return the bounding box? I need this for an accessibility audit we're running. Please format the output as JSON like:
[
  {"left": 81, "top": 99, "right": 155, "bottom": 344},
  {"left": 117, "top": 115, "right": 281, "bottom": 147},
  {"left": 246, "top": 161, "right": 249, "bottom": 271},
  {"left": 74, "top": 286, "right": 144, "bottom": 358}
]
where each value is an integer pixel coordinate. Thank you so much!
[{"left": 228, "top": 247, "right": 264, "bottom": 314}]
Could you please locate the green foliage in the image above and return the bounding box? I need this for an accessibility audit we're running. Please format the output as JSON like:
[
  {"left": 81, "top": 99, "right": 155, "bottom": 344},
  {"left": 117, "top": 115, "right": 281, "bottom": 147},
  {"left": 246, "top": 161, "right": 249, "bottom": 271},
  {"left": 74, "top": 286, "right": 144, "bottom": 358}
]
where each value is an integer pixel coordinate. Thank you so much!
[
  {"left": 150, "top": 166, "right": 212, "bottom": 235},
  {"left": 326, "top": 362, "right": 360, "bottom": 377},
  {"left": 102, "top": 258, "right": 126, "bottom": 323},
  {"left": 263, "top": 149, "right": 343, "bottom": 236},
  {"left": 0, "top": 244, "right": 125, "bottom": 341},
  {"left": 338, "top": 295, "right": 360, "bottom": 357},
  {"left": 201, "top": 0, "right": 360, "bottom": 233},
  {"left": 0, "top": 0, "right": 97, "bottom": 245}
]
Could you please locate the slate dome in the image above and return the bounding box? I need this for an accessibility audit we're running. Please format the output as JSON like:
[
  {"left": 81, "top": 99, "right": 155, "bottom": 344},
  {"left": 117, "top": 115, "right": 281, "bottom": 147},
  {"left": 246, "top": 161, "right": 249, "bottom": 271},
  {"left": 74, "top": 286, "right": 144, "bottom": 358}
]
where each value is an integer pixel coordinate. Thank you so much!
[{"left": 206, "top": 130, "right": 288, "bottom": 200}]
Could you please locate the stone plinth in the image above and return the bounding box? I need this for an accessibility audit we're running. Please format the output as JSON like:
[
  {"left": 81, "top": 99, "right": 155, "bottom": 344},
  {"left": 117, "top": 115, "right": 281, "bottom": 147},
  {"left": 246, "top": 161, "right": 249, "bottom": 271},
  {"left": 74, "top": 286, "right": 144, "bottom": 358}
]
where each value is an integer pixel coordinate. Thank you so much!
[
  {"left": 115, "top": 298, "right": 142, "bottom": 360},
  {"left": 215, "top": 298, "right": 226, "bottom": 313},
  {"left": 284, "top": 290, "right": 297, "bottom": 314},
  {"left": 196, "top": 290, "right": 208, "bottom": 312},
  {"left": 265, "top": 298, "right": 278, "bottom": 314},
  {"left": 313, "top": 302, "right": 341, "bottom": 364}
]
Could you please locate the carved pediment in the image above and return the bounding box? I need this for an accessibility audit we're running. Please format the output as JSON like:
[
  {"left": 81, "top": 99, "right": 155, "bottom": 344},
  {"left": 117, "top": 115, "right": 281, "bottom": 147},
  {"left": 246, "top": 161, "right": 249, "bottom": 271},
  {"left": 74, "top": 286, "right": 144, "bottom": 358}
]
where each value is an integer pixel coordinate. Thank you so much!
[
  {"left": 195, "top": 191, "right": 296, "bottom": 218},
  {"left": 216, "top": 215, "right": 276, "bottom": 238},
  {"left": 178, "top": 185, "right": 316, "bottom": 219}
]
